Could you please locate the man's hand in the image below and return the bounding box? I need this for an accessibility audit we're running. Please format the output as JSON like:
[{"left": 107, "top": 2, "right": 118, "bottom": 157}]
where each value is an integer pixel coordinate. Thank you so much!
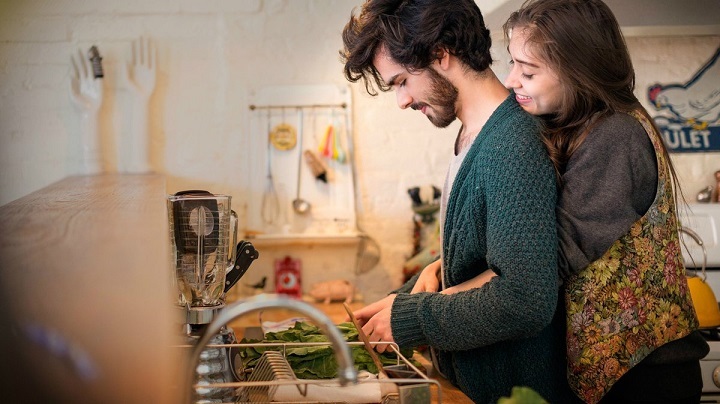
[{"left": 352, "top": 294, "right": 396, "bottom": 353}]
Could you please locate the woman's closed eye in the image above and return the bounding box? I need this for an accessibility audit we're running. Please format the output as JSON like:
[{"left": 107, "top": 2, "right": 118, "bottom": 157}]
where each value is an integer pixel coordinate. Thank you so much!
[{"left": 508, "top": 60, "right": 534, "bottom": 79}]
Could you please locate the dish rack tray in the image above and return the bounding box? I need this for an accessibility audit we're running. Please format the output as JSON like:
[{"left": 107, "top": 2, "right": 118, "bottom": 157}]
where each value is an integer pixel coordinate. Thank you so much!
[{"left": 199, "top": 341, "right": 442, "bottom": 404}]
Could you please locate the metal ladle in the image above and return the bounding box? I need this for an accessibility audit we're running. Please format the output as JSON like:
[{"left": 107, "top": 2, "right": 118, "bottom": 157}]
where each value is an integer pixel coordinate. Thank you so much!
[{"left": 292, "top": 109, "right": 311, "bottom": 214}]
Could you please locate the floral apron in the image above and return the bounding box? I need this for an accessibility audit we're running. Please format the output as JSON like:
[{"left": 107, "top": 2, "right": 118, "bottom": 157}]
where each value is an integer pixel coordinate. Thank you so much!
[{"left": 564, "top": 110, "right": 699, "bottom": 403}]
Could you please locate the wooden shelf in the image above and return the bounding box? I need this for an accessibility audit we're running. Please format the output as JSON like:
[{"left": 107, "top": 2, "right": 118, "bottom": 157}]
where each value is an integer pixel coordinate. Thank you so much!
[{"left": 245, "top": 231, "right": 363, "bottom": 246}]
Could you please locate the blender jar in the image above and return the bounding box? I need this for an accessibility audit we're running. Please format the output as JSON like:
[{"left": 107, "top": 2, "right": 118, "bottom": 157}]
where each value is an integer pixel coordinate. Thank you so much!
[{"left": 168, "top": 192, "right": 233, "bottom": 307}]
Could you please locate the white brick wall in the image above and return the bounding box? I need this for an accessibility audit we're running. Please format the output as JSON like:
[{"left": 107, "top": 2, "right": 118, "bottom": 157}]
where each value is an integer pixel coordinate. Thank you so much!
[{"left": 0, "top": 0, "right": 718, "bottom": 301}]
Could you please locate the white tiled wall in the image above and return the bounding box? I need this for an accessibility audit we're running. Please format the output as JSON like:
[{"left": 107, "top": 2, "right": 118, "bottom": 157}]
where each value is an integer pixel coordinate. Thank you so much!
[{"left": 0, "top": 0, "right": 718, "bottom": 301}]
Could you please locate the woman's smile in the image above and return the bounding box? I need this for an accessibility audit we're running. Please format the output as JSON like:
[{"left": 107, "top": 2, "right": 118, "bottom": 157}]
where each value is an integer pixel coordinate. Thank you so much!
[{"left": 514, "top": 93, "right": 532, "bottom": 105}]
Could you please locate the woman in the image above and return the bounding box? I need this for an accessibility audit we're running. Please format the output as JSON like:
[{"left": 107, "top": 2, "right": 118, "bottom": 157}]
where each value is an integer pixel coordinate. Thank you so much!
[{"left": 502, "top": 0, "right": 709, "bottom": 402}]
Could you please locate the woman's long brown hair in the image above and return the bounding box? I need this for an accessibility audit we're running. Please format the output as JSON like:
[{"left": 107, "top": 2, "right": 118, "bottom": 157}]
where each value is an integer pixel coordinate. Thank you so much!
[{"left": 503, "top": 0, "right": 684, "bottom": 207}]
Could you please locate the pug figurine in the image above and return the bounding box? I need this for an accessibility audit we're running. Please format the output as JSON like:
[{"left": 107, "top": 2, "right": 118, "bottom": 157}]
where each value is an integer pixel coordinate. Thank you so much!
[{"left": 309, "top": 279, "right": 354, "bottom": 304}]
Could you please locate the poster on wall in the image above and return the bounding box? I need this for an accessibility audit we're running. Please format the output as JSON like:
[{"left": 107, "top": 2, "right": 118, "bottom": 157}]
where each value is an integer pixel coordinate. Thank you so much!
[{"left": 648, "top": 47, "right": 720, "bottom": 153}]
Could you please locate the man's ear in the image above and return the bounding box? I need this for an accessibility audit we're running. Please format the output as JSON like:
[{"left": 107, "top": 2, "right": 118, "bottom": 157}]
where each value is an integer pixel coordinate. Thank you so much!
[{"left": 434, "top": 48, "right": 451, "bottom": 71}]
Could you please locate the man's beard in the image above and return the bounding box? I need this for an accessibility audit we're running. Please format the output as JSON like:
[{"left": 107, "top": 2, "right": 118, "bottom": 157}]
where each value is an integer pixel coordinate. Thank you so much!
[{"left": 411, "top": 68, "right": 458, "bottom": 128}]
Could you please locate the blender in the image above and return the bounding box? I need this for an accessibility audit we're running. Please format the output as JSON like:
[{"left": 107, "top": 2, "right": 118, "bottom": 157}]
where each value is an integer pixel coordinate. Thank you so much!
[{"left": 168, "top": 190, "right": 259, "bottom": 402}]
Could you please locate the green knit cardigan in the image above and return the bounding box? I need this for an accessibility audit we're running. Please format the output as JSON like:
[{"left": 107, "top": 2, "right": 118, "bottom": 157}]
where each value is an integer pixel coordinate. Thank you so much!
[{"left": 391, "top": 96, "right": 576, "bottom": 403}]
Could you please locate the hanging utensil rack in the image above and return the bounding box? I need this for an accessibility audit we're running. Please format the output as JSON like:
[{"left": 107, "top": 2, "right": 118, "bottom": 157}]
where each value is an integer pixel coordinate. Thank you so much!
[
  {"left": 248, "top": 93, "right": 356, "bottom": 236},
  {"left": 182, "top": 340, "right": 442, "bottom": 404},
  {"left": 246, "top": 85, "right": 382, "bottom": 277}
]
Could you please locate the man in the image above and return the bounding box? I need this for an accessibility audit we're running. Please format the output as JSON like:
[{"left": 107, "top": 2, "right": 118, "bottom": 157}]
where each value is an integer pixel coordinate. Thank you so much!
[{"left": 341, "top": 0, "right": 577, "bottom": 402}]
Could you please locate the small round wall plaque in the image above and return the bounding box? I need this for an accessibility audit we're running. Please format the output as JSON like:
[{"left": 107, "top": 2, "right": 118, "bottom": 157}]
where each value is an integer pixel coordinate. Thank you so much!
[{"left": 270, "top": 123, "right": 297, "bottom": 150}]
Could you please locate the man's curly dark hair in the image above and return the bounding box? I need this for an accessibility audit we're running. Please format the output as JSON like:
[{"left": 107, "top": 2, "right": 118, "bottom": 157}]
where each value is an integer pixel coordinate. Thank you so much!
[{"left": 340, "top": 0, "right": 492, "bottom": 96}]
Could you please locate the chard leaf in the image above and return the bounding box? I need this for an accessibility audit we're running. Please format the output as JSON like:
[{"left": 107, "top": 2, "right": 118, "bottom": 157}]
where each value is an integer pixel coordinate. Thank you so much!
[{"left": 237, "top": 321, "right": 422, "bottom": 379}]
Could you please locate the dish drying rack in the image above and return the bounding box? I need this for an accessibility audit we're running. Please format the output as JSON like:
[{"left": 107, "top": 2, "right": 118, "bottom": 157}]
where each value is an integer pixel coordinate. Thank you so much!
[{"left": 194, "top": 340, "right": 442, "bottom": 404}]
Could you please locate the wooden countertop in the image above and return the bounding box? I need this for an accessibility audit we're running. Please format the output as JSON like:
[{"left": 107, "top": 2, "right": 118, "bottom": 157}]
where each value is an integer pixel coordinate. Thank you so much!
[
  {"left": 226, "top": 298, "right": 473, "bottom": 404},
  {"left": 0, "top": 174, "right": 180, "bottom": 403},
  {"left": 0, "top": 174, "right": 470, "bottom": 403}
]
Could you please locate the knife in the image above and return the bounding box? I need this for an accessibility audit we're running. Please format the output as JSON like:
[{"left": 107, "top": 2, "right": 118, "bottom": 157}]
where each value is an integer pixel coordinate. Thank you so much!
[
  {"left": 224, "top": 240, "right": 259, "bottom": 294},
  {"left": 343, "top": 302, "right": 388, "bottom": 377}
]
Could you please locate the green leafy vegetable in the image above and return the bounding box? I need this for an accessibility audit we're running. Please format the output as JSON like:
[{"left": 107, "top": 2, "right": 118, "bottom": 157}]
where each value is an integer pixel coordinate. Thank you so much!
[
  {"left": 238, "top": 321, "right": 420, "bottom": 379},
  {"left": 497, "top": 386, "right": 549, "bottom": 404}
]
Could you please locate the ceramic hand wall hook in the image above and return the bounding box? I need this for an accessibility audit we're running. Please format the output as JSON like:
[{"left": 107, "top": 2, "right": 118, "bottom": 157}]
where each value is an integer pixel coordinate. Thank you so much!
[
  {"left": 69, "top": 46, "right": 104, "bottom": 175},
  {"left": 119, "top": 37, "right": 157, "bottom": 173},
  {"left": 125, "top": 37, "right": 157, "bottom": 99}
]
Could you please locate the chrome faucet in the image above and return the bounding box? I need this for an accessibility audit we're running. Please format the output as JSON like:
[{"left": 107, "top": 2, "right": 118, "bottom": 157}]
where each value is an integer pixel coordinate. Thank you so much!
[
  {"left": 680, "top": 226, "right": 707, "bottom": 276},
  {"left": 184, "top": 294, "right": 358, "bottom": 403}
]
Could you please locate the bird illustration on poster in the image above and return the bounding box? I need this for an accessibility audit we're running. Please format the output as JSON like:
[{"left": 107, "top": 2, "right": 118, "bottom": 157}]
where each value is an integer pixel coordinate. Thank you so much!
[{"left": 648, "top": 47, "right": 720, "bottom": 152}]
